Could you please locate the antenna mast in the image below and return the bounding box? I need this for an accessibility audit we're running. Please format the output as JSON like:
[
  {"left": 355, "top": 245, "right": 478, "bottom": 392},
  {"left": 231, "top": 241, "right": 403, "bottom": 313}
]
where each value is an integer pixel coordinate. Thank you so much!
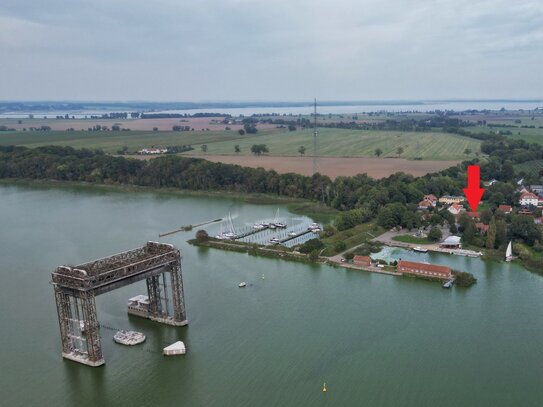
[{"left": 313, "top": 98, "right": 318, "bottom": 175}]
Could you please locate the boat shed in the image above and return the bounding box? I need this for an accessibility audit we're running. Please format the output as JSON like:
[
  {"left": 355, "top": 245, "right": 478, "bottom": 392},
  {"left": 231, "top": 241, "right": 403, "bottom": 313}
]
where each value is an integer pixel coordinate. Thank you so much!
[{"left": 440, "top": 236, "right": 462, "bottom": 249}]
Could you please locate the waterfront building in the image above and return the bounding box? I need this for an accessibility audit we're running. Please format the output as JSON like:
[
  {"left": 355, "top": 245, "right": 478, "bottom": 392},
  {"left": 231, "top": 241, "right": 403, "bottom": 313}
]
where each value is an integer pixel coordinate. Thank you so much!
[
  {"left": 396, "top": 260, "right": 452, "bottom": 279},
  {"left": 353, "top": 255, "right": 372, "bottom": 267},
  {"left": 440, "top": 235, "right": 462, "bottom": 249}
]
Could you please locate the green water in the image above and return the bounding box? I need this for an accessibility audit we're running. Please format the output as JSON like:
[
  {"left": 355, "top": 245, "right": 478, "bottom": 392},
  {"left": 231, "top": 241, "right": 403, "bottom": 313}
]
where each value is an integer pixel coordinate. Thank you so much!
[{"left": 0, "top": 184, "right": 542, "bottom": 407}]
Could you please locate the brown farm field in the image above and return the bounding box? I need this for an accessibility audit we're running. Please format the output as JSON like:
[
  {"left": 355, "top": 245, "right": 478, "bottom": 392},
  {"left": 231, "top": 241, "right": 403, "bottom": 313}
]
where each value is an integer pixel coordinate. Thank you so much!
[
  {"left": 175, "top": 155, "right": 459, "bottom": 179},
  {"left": 0, "top": 117, "right": 278, "bottom": 132}
]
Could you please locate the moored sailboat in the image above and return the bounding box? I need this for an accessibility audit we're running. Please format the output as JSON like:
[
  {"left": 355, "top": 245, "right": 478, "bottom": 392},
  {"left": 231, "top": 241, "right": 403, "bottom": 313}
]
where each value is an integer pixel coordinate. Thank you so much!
[{"left": 505, "top": 241, "right": 513, "bottom": 262}]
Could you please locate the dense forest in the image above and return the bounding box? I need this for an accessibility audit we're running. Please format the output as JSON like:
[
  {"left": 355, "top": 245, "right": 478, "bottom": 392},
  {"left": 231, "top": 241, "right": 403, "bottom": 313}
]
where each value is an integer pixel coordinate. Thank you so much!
[{"left": 1, "top": 136, "right": 541, "bottom": 211}]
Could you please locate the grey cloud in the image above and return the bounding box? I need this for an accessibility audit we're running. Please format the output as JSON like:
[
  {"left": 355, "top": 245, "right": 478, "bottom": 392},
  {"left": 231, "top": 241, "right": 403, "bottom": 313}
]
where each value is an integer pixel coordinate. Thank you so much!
[{"left": 1, "top": 0, "right": 542, "bottom": 100}]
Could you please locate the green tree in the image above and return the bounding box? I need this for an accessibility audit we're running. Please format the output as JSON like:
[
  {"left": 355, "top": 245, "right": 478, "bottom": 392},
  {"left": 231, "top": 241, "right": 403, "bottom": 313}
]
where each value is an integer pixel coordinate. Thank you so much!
[
  {"left": 480, "top": 209, "right": 493, "bottom": 224},
  {"left": 396, "top": 146, "right": 404, "bottom": 157},
  {"left": 298, "top": 146, "right": 306, "bottom": 157},
  {"left": 288, "top": 124, "right": 296, "bottom": 131},
  {"left": 234, "top": 145, "right": 240, "bottom": 153},
  {"left": 375, "top": 148, "right": 383, "bottom": 157},
  {"left": 486, "top": 218, "right": 496, "bottom": 249},
  {"left": 377, "top": 203, "right": 406, "bottom": 229},
  {"left": 510, "top": 215, "right": 541, "bottom": 245},
  {"left": 244, "top": 123, "right": 258, "bottom": 134},
  {"left": 461, "top": 220, "right": 476, "bottom": 245},
  {"left": 201, "top": 144, "right": 208, "bottom": 153},
  {"left": 321, "top": 224, "right": 337, "bottom": 237},
  {"left": 195, "top": 229, "right": 209, "bottom": 242},
  {"left": 251, "top": 144, "right": 269, "bottom": 156},
  {"left": 334, "top": 241, "right": 347, "bottom": 253},
  {"left": 495, "top": 220, "right": 507, "bottom": 248},
  {"left": 299, "top": 238, "right": 324, "bottom": 253},
  {"left": 238, "top": 129, "right": 245, "bottom": 135},
  {"left": 464, "top": 148, "right": 472, "bottom": 155},
  {"left": 428, "top": 227, "right": 443, "bottom": 242}
]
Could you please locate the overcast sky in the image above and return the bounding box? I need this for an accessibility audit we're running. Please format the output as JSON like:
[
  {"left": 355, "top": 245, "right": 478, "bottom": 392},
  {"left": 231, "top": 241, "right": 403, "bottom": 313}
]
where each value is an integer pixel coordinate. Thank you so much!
[{"left": 1, "top": 0, "right": 542, "bottom": 101}]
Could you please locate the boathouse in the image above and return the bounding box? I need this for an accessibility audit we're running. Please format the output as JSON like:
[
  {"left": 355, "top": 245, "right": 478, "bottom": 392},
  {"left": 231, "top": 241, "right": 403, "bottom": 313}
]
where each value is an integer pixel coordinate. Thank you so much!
[
  {"left": 396, "top": 260, "right": 452, "bottom": 279},
  {"left": 353, "top": 255, "right": 372, "bottom": 267},
  {"left": 440, "top": 235, "right": 462, "bottom": 249}
]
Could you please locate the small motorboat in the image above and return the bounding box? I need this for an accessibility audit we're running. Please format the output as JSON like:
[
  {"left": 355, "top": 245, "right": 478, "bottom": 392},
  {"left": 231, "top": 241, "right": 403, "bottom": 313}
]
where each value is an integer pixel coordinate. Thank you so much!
[
  {"left": 442, "top": 280, "right": 454, "bottom": 289},
  {"left": 413, "top": 246, "right": 428, "bottom": 253},
  {"left": 238, "top": 282, "right": 247, "bottom": 288},
  {"left": 270, "top": 237, "right": 280, "bottom": 244},
  {"left": 288, "top": 231, "right": 297, "bottom": 237}
]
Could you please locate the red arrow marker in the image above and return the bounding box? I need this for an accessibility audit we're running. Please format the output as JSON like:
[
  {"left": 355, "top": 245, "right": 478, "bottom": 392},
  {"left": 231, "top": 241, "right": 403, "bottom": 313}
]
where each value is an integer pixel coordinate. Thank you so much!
[{"left": 463, "top": 165, "right": 485, "bottom": 213}]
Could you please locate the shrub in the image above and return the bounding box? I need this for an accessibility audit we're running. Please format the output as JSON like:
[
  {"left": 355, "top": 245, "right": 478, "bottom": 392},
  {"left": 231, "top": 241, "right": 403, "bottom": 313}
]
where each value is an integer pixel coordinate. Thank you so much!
[
  {"left": 195, "top": 229, "right": 209, "bottom": 242},
  {"left": 334, "top": 241, "right": 347, "bottom": 253},
  {"left": 299, "top": 238, "right": 324, "bottom": 254},
  {"left": 454, "top": 271, "right": 477, "bottom": 287}
]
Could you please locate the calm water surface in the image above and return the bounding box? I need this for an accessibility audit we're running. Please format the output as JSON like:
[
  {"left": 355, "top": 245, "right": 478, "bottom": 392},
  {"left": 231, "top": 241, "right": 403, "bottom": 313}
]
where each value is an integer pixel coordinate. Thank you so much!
[{"left": 0, "top": 185, "right": 542, "bottom": 407}]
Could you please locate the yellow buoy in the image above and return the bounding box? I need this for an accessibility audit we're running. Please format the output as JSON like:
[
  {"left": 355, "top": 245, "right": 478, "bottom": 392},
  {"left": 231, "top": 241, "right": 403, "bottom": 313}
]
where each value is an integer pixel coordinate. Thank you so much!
[{"left": 322, "top": 382, "right": 327, "bottom": 392}]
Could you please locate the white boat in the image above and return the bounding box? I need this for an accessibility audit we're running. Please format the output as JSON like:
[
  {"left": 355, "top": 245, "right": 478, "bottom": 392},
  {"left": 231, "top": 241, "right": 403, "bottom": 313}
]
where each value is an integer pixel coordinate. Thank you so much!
[
  {"left": 505, "top": 241, "right": 513, "bottom": 262},
  {"left": 270, "top": 237, "right": 280, "bottom": 244},
  {"left": 238, "top": 282, "right": 247, "bottom": 288},
  {"left": 442, "top": 279, "right": 454, "bottom": 289},
  {"left": 288, "top": 231, "right": 297, "bottom": 237},
  {"left": 308, "top": 222, "right": 322, "bottom": 232},
  {"left": 272, "top": 209, "right": 287, "bottom": 228},
  {"left": 413, "top": 246, "right": 428, "bottom": 253},
  {"left": 163, "top": 341, "right": 186, "bottom": 356}
]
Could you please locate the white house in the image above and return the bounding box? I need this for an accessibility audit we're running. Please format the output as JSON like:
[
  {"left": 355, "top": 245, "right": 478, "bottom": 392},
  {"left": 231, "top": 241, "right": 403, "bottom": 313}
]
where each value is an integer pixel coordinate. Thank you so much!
[
  {"left": 519, "top": 192, "right": 538, "bottom": 207},
  {"left": 447, "top": 203, "right": 464, "bottom": 216}
]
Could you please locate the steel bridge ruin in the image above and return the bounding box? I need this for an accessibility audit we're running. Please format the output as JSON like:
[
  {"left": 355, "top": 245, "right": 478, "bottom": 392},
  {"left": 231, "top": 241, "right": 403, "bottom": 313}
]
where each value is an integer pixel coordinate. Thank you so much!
[{"left": 52, "top": 241, "right": 187, "bottom": 367}]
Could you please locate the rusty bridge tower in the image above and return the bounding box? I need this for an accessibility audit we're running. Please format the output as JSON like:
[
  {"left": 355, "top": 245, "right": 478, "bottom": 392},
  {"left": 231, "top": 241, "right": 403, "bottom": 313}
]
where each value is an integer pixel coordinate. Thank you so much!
[{"left": 52, "top": 242, "right": 187, "bottom": 367}]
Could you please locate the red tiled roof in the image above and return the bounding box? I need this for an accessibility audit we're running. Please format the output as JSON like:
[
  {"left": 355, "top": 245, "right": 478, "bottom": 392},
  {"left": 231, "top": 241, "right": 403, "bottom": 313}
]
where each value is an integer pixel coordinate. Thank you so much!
[
  {"left": 353, "top": 255, "right": 371, "bottom": 265},
  {"left": 466, "top": 212, "right": 481, "bottom": 218},
  {"left": 397, "top": 260, "right": 452, "bottom": 277},
  {"left": 424, "top": 194, "right": 437, "bottom": 201},
  {"left": 498, "top": 205, "right": 512, "bottom": 213},
  {"left": 418, "top": 200, "right": 432, "bottom": 207},
  {"left": 520, "top": 192, "right": 538, "bottom": 200},
  {"left": 476, "top": 223, "right": 489, "bottom": 232}
]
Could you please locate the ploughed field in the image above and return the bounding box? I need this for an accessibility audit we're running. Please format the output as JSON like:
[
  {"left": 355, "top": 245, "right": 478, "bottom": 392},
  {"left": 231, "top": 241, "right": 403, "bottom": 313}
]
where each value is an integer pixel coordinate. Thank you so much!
[{"left": 179, "top": 155, "right": 460, "bottom": 179}]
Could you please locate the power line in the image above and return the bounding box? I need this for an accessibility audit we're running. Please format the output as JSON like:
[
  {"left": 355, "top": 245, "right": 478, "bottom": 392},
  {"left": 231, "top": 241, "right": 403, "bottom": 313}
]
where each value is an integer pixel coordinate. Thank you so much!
[{"left": 313, "top": 98, "right": 317, "bottom": 174}]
